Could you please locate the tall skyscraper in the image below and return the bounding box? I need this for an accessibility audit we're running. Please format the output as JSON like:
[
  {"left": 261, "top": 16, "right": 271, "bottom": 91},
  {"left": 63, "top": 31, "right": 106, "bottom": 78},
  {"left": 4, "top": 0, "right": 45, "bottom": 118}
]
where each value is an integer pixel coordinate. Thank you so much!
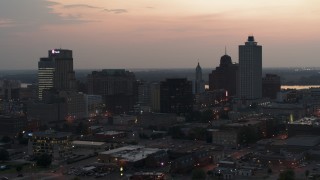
[
  {"left": 38, "top": 49, "right": 76, "bottom": 100},
  {"left": 49, "top": 49, "right": 76, "bottom": 91},
  {"left": 239, "top": 36, "right": 262, "bottom": 100},
  {"left": 209, "top": 53, "right": 238, "bottom": 96},
  {"left": 38, "top": 58, "right": 55, "bottom": 100},
  {"left": 195, "top": 62, "right": 205, "bottom": 94}
]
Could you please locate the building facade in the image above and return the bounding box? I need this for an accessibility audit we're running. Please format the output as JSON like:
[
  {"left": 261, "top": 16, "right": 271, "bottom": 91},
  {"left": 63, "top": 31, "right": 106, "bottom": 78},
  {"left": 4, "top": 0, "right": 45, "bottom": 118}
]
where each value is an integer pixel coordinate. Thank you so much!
[
  {"left": 38, "top": 49, "right": 76, "bottom": 100},
  {"left": 262, "top": 74, "right": 281, "bottom": 99},
  {"left": 209, "top": 54, "right": 238, "bottom": 96},
  {"left": 239, "top": 36, "right": 262, "bottom": 101},
  {"left": 195, "top": 62, "right": 205, "bottom": 94},
  {"left": 49, "top": 49, "right": 76, "bottom": 91},
  {"left": 28, "top": 130, "right": 72, "bottom": 160},
  {"left": 87, "top": 69, "right": 136, "bottom": 114},
  {"left": 160, "top": 78, "right": 193, "bottom": 114}
]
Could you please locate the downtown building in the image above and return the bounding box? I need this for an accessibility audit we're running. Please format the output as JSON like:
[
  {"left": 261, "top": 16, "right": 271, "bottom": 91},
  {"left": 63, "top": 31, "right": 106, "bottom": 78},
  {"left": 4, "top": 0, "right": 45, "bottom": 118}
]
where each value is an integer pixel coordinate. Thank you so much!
[
  {"left": 38, "top": 49, "right": 76, "bottom": 100},
  {"left": 160, "top": 78, "right": 193, "bottom": 114},
  {"left": 262, "top": 74, "right": 281, "bottom": 99},
  {"left": 31, "top": 49, "right": 86, "bottom": 125},
  {"left": 87, "top": 69, "right": 137, "bottom": 114},
  {"left": 195, "top": 62, "right": 205, "bottom": 94},
  {"left": 238, "top": 36, "right": 262, "bottom": 102},
  {"left": 209, "top": 53, "right": 238, "bottom": 97}
]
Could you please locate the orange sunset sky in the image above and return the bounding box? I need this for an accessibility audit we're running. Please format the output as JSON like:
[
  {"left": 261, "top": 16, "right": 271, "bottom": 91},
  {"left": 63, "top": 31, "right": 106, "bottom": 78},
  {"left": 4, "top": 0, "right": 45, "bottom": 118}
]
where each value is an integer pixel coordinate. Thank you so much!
[{"left": 0, "top": 0, "right": 320, "bottom": 69}]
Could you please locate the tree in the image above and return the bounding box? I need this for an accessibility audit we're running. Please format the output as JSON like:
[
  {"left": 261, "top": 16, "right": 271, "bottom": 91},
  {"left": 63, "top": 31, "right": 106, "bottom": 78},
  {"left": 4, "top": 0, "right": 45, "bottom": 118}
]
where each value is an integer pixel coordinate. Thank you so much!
[
  {"left": 279, "top": 169, "right": 295, "bottom": 180},
  {"left": 238, "top": 126, "right": 261, "bottom": 144},
  {"left": 188, "top": 127, "right": 207, "bottom": 140},
  {"left": 0, "top": 149, "right": 9, "bottom": 161},
  {"left": 1, "top": 136, "right": 11, "bottom": 143},
  {"left": 75, "top": 122, "right": 89, "bottom": 135},
  {"left": 305, "top": 169, "right": 310, "bottom": 179},
  {"left": 192, "top": 168, "right": 206, "bottom": 180},
  {"left": 16, "top": 165, "right": 23, "bottom": 173},
  {"left": 36, "top": 153, "right": 52, "bottom": 167},
  {"left": 201, "top": 110, "right": 213, "bottom": 122},
  {"left": 168, "top": 126, "right": 185, "bottom": 139}
]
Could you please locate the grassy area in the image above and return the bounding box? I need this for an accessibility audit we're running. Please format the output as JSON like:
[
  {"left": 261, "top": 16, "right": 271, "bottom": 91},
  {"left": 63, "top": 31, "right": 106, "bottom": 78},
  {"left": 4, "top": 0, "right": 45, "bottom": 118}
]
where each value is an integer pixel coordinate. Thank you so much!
[{"left": 0, "top": 162, "right": 58, "bottom": 174}]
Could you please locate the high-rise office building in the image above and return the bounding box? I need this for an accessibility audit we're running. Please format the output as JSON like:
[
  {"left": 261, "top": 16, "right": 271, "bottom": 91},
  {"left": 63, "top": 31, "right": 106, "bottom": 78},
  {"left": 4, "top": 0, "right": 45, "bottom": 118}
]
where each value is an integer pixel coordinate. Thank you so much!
[
  {"left": 38, "top": 49, "right": 76, "bottom": 100},
  {"left": 38, "top": 49, "right": 75, "bottom": 100},
  {"left": 239, "top": 36, "right": 262, "bottom": 100},
  {"left": 209, "top": 53, "right": 238, "bottom": 96},
  {"left": 87, "top": 69, "right": 136, "bottom": 114},
  {"left": 49, "top": 49, "right": 76, "bottom": 91},
  {"left": 195, "top": 62, "right": 205, "bottom": 94},
  {"left": 38, "top": 58, "right": 55, "bottom": 100}
]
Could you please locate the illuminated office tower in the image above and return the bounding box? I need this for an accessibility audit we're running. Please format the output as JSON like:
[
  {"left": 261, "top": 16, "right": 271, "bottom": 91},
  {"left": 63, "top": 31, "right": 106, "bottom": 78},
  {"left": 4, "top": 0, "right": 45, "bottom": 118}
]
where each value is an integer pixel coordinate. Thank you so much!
[
  {"left": 38, "top": 58, "right": 54, "bottom": 100},
  {"left": 38, "top": 49, "right": 76, "bottom": 100}
]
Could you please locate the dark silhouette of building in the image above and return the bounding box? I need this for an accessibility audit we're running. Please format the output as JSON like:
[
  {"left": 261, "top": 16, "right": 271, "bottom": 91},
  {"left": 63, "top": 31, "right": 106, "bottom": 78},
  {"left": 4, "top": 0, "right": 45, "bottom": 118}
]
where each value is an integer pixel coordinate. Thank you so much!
[
  {"left": 239, "top": 36, "right": 262, "bottom": 100},
  {"left": 195, "top": 62, "right": 205, "bottom": 94},
  {"left": 160, "top": 78, "right": 193, "bottom": 114},
  {"left": 49, "top": 49, "right": 76, "bottom": 91},
  {"left": 0, "top": 115, "right": 27, "bottom": 136},
  {"left": 209, "top": 53, "right": 238, "bottom": 96},
  {"left": 262, "top": 74, "right": 281, "bottom": 99},
  {"left": 87, "top": 69, "right": 136, "bottom": 114},
  {"left": 38, "top": 49, "right": 76, "bottom": 100}
]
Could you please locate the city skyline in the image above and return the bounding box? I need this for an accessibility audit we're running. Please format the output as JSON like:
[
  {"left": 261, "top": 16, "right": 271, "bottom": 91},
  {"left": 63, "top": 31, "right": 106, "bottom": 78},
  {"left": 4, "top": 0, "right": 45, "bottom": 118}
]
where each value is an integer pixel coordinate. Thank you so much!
[{"left": 1, "top": 0, "right": 320, "bottom": 70}]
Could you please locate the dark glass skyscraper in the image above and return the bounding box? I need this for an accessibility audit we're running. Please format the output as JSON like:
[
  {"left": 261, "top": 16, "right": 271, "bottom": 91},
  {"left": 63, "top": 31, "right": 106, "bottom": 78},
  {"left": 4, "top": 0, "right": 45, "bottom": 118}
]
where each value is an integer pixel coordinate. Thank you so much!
[
  {"left": 49, "top": 49, "right": 76, "bottom": 91},
  {"left": 160, "top": 78, "right": 193, "bottom": 114},
  {"left": 38, "top": 49, "right": 76, "bottom": 100}
]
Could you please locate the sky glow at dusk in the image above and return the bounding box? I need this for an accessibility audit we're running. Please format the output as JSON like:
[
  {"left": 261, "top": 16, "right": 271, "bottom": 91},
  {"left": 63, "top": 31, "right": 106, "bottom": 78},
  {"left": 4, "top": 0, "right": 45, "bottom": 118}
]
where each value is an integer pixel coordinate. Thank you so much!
[{"left": 1, "top": 0, "right": 320, "bottom": 69}]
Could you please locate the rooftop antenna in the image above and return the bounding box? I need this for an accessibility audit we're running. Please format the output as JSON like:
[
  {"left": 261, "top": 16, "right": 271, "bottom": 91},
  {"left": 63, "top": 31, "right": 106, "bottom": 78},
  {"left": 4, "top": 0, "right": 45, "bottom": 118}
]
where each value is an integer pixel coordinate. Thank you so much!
[{"left": 225, "top": 46, "right": 227, "bottom": 55}]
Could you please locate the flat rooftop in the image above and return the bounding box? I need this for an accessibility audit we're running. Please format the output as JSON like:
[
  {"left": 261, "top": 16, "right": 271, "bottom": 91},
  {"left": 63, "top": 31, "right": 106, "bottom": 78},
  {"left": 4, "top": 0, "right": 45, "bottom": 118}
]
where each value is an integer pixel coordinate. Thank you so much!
[
  {"left": 99, "top": 145, "right": 162, "bottom": 162},
  {"left": 289, "top": 116, "right": 320, "bottom": 126},
  {"left": 72, "top": 141, "right": 106, "bottom": 146},
  {"left": 96, "top": 131, "right": 125, "bottom": 136}
]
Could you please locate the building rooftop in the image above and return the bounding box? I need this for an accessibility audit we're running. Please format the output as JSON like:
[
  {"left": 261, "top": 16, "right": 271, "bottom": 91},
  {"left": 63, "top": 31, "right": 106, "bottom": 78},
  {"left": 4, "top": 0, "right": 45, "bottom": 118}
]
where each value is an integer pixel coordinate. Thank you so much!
[
  {"left": 96, "top": 131, "right": 126, "bottom": 136},
  {"left": 99, "top": 145, "right": 162, "bottom": 162},
  {"left": 72, "top": 141, "right": 106, "bottom": 146},
  {"left": 289, "top": 116, "right": 320, "bottom": 126},
  {"left": 32, "top": 130, "right": 71, "bottom": 139},
  {"left": 285, "top": 135, "right": 320, "bottom": 147}
]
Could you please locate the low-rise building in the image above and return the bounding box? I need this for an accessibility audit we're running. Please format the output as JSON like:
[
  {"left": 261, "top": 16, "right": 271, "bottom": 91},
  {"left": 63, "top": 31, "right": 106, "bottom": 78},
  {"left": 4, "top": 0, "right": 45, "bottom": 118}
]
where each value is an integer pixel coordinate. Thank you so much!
[
  {"left": 0, "top": 115, "right": 27, "bottom": 136},
  {"left": 98, "top": 145, "right": 167, "bottom": 168},
  {"left": 95, "top": 131, "right": 127, "bottom": 140},
  {"left": 28, "top": 130, "right": 72, "bottom": 160},
  {"left": 210, "top": 129, "right": 238, "bottom": 147}
]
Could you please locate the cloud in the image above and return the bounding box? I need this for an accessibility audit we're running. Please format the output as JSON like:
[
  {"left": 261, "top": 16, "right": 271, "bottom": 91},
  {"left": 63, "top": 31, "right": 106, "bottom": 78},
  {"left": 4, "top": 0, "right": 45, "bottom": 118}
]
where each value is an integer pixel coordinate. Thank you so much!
[
  {"left": 0, "top": 18, "right": 14, "bottom": 27},
  {"left": 104, "top": 9, "right": 128, "bottom": 14},
  {"left": 63, "top": 4, "right": 100, "bottom": 9}
]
